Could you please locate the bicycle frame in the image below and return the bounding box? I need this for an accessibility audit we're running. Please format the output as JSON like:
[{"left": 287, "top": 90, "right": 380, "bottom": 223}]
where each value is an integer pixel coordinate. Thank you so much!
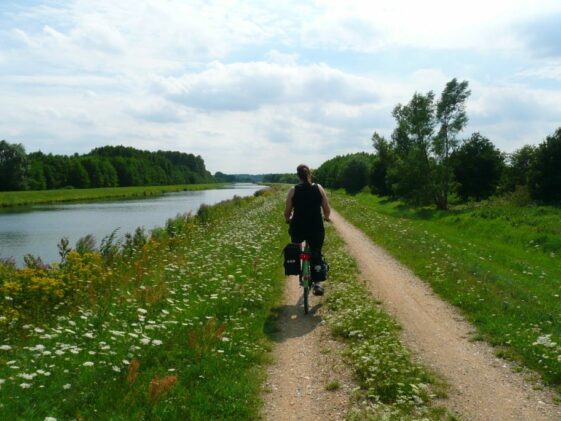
[{"left": 299, "top": 243, "right": 312, "bottom": 314}]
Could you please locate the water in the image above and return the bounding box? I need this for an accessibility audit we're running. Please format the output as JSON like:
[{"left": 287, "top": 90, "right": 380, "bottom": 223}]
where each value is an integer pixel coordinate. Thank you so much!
[{"left": 0, "top": 184, "right": 263, "bottom": 266}]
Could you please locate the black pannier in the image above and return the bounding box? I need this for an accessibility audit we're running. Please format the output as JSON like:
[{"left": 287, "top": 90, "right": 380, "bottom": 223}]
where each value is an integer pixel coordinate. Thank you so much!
[
  {"left": 311, "top": 253, "right": 329, "bottom": 282},
  {"left": 283, "top": 243, "right": 301, "bottom": 275}
]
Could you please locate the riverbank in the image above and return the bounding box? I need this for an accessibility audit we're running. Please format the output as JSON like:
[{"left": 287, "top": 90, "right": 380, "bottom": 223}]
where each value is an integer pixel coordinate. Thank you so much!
[
  {"left": 0, "top": 183, "right": 226, "bottom": 208},
  {"left": 0, "top": 187, "right": 286, "bottom": 419}
]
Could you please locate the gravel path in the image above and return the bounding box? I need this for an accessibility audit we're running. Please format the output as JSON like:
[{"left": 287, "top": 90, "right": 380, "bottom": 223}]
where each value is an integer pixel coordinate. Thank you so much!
[
  {"left": 262, "top": 274, "right": 354, "bottom": 420},
  {"left": 330, "top": 209, "right": 561, "bottom": 421}
]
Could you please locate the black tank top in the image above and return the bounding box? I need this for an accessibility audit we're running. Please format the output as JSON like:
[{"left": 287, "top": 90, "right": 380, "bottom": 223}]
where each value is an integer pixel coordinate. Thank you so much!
[{"left": 291, "top": 183, "right": 323, "bottom": 230}]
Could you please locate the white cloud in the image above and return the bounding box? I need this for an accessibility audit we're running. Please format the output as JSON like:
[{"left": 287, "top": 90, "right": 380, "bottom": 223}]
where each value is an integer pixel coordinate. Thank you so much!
[{"left": 155, "top": 60, "right": 381, "bottom": 111}]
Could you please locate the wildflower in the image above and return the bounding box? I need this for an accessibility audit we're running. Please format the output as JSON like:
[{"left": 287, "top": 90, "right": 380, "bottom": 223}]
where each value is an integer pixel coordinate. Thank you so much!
[
  {"left": 152, "top": 340, "right": 163, "bottom": 346},
  {"left": 112, "top": 366, "right": 121, "bottom": 373},
  {"left": 138, "top": 308, "right": 148, "bottom": 314},
  {"left": 19, "top": 383, "right": 32, "bottom": 389},
  {"left": 83, "top": 361, "right": 94, "bottom": 367},
  {"left": 0, "top": 379, "right": 5, "bottom": 386},
  {"left": 0, "top": 345, "right": 11, "bottom": 351},
  {"left": 63, "top": 384, "right": 71, "bottom": 390},
  {"left": 147, "top": 375, "right": 177, "bottom": 405},
  {"left": 45, "top": 417, "right": 57, "bottom": 421},
  {"left": 127, "top": 359, "right": 140, "bottom": 386}
]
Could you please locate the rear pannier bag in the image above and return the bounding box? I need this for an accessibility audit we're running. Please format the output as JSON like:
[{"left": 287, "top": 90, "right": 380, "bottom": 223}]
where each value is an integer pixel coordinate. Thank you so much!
[
  {"left": 283, "top": 243, "right": 301, "bottom": 275},
  {"left": 311, "top": 253, "right": 329, "bottom": 282}
]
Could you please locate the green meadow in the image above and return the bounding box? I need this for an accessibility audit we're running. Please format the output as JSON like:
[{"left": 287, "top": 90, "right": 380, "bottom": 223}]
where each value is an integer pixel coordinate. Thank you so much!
[
  {"left": 0, "top": 183, "right": 224, "bottom": 208},
  {"left": 330, "top": 191, "right": 561, "bottom": 391}
]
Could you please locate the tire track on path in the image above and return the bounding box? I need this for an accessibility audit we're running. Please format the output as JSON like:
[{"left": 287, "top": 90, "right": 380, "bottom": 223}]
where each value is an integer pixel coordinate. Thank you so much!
[
  {"left": 331, "top": 209, "right": 560, "bottom": 421},
  {"left": 262, "top": 275, "right": 353, "bottom": 420}
]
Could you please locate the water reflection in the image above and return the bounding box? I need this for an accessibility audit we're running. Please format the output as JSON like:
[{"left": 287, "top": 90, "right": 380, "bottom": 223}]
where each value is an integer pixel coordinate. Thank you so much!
[{"left": 0, "top": 184, "right": 263, "bottom": 265}]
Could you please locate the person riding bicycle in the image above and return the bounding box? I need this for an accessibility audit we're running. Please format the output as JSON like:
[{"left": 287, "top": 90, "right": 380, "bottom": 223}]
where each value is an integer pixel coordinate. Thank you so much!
[{"left": 284, "top": 164, "right": 331, "bottom": 296}]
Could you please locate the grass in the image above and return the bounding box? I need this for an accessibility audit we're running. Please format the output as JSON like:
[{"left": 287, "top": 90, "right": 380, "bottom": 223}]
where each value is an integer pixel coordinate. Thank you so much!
[
  {"left": 0, "top": 183, "right": 226, "bottom": 208},
  {"left": 0, "top": 187, "right": 288, "bottom": 420},
  {"left": 330, "top": 190, "right": 561, "bottom": 391},
  {"left": 322, "top": 222, "right": 451, "bottom": 420}
]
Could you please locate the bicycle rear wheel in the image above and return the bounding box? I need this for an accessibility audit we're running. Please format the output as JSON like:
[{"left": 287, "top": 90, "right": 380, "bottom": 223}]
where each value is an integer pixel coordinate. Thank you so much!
[{"left": 303, "top": 285, "right": 310, "bottom": 314}]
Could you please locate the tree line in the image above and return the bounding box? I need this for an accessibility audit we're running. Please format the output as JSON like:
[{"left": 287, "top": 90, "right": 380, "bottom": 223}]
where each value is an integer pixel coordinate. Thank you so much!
[
  {"left": 0, "top": 144, "right": 214, "bottom": 191},
  {"left": 315, "top": 78, "right": 561, "bottom": 208}
]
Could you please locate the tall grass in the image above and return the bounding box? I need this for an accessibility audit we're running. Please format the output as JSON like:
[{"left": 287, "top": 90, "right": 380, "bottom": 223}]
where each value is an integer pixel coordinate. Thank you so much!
[
  {"left": 0, "top": 188, "right": 287, "bottom": 419},
  {"left": 0, "top": 183, "right": 225, "bottom": 208},
  {"left": 330, "top": 191, "right": 561, "bottom": 390}
]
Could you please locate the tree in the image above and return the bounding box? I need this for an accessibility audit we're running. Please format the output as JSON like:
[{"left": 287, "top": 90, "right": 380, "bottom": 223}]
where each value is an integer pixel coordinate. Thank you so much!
[
  {"left": 502, "top": 145, "right": 537, "bottom": 192},
  {"left": 434, "top": 78, "right": 471, "bottom": 209},
  {"left": 529, "top": 128, "right": 561, "bottom": 203},
  {"left": 387, "top": 79, "right": 470, "bottom": 208},
  {"left": 0, "top": 140, "right": 29, "bottom": 191},
  {"left": 451, "top": 133, "right": 504, "bottom": 201},
  {"left": 390, "top": 91, "right": 436, "bottom": 205},
  {"left": 370, "top": 132, "right": 394, "bottom": 196},
  {"left": 339, "top": 156, "right": 370, "bottom": 194}
]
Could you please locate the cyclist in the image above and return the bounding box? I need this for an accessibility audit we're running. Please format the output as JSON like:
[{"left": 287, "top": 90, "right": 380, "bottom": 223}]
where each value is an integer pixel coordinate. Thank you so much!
[{"left": 284, "top": 164, "right": 331, "bottom": 296}]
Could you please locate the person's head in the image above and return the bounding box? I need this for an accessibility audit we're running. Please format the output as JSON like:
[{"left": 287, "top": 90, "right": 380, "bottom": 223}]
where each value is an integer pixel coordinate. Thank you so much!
[{"left": 296, "top": 164, "right": 312, "bottom": 184}]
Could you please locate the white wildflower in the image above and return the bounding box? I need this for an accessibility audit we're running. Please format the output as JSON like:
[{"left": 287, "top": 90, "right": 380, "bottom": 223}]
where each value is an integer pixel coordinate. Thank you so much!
[
  {"left": 0, "top": 345, "right": 11, "bottom": 351},
  {"left": 82, "top": 361, "right": 94, "bottom": 367},
  {"left": 45, "top": 417, "right": 57, "bottom": 421},
  {"left": 19, "top": 383, "right": 32, "bottom": 389},
  {"left": 112, "top": 366, "right": 121, "bottom": 373},
  {"left": 533, "top": 335, "right": 556, "bottom": 348},
  {"left": 152, "top": 339, "right": 163, "bottom": 346},
  {"left": 63, "top": 384, "right": 71, "bottom": 390}
]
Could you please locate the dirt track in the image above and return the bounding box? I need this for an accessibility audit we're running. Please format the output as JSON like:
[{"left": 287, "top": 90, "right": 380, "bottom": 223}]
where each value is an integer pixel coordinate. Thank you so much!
[
  {"left": 329, "top": 209, "right": 561, "bottom": 421},
  {"left": 262, "top": 274, "right": 353, "bottom": 420}
]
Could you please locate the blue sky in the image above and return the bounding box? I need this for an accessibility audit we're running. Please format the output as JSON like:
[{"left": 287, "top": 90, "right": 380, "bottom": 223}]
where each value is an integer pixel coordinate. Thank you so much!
[{"left": 1, "top": 0, "right": 561, "bottom": 173}]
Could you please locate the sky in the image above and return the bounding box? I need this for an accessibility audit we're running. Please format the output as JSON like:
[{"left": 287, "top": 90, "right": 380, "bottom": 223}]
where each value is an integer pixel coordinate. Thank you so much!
[{"left": 1, "top": 0, "right": 561, "bottom": 174}]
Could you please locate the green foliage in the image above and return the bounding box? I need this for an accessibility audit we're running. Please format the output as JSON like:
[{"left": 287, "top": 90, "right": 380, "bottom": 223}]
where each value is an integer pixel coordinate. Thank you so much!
[
  {"left": 75, "top": 234, "right": 97, "bottom": 255},
  {"left": 2, "top": 144, "right": 214, "bottom": 192},
  {"left": 389, "top": 80, "right": 471, "bottom": 209},
  {"left": 502, "top": 145, "right": 537, "bottom": 193},
  {"left": 339, "top": 156, "right": 370, "bottom": 194},
  {"left": 451, "top": 133, "right": 504, "bottom": 201},
  {"left": 370, "top": 133, "right": 394, "bottom": 196},
  {"left": 315, "top": 152, "right": 374, "bottom": 192},
  {"left": 0, "top": 140, "right": 29, "bottom": 191},
  {"left": 262, "top": 173, "right": 299, "bottom": 184},
  {"left": 529, "top": 128, "right": 561, "bottom": 204}
]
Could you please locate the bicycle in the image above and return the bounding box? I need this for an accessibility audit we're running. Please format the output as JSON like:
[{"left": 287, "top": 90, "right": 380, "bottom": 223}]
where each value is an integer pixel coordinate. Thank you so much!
[{"left": 299, "top": 242, "right": 312, "bottom": 314}]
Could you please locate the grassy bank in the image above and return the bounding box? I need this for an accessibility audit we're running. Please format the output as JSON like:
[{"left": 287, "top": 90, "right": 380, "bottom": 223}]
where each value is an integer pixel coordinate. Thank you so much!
[
  {"left": 330, "top": 191, "right": 561, "bottom": 390},
  {"left": 0, "top": 183, "right": 225, "bottom": 208},
  {"left": 0, "top": 187, "right": 286, "bottom": 420},
  {"left": 322, "top": 223, "right": 451, "bottom": 420}
]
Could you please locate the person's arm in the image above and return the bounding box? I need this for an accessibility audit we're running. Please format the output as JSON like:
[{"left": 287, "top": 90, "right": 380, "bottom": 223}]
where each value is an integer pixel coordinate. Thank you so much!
[
  {"left": 284, "top": 187, "right": 295, "bottom": 223},
  {"left": 318, "top": 185, "right": 331, "bottom": 221}
]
